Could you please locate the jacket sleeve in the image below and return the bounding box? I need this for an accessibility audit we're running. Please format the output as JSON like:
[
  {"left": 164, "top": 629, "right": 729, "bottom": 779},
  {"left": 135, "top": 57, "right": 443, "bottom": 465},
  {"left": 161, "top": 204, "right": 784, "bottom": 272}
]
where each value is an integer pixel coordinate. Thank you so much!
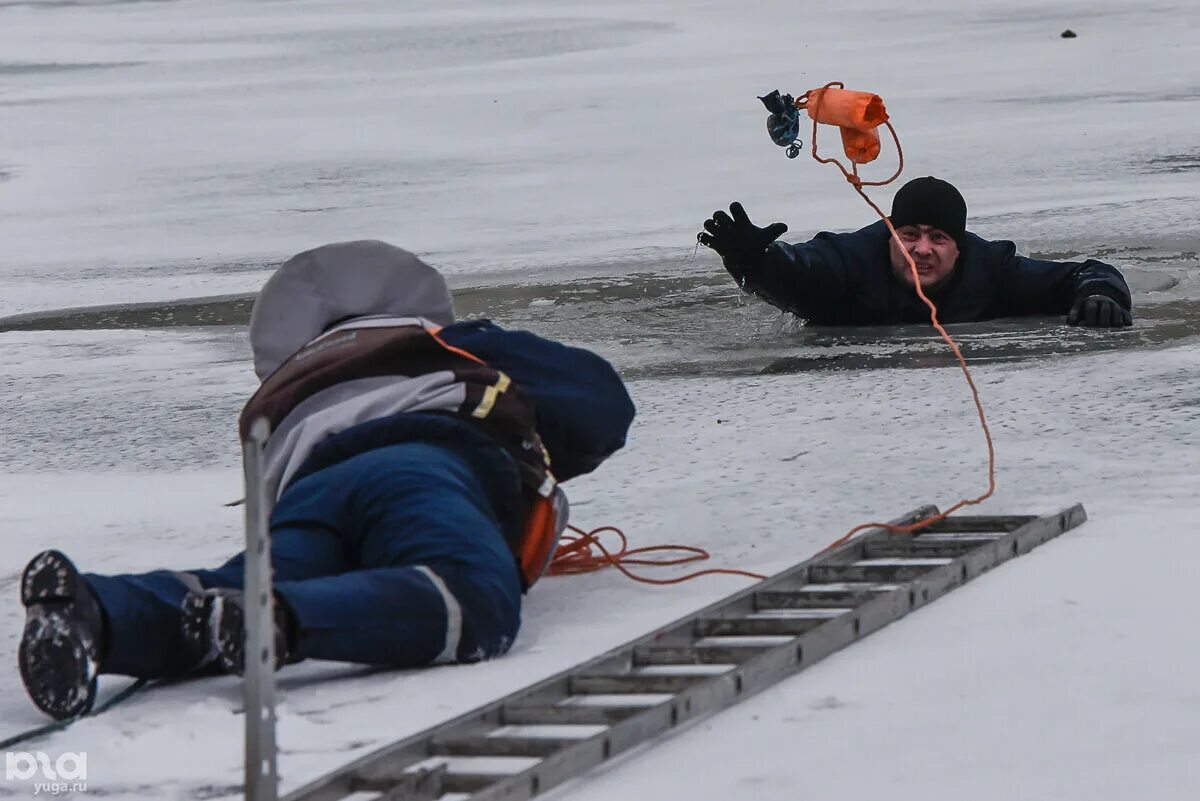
[
  {"left": 440, "top": 321, "right": 635, "bottom": 482},
  {"left": 992, "top": 240, "right": 1132, "bottom": 315},
  {"left": 738, "top": 236, "right": 852, "bottom": 320}
]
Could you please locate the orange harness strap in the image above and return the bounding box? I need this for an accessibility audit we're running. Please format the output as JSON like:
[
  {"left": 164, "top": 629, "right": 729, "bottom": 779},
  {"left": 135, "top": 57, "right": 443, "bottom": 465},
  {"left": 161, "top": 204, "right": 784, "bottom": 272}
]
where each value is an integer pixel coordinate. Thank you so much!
[
  {"left": 519, "top": 494, "right": 561, "bottom": 587},
  {"left": 427, "top": 325, "right": 566, "bottom": 587}
]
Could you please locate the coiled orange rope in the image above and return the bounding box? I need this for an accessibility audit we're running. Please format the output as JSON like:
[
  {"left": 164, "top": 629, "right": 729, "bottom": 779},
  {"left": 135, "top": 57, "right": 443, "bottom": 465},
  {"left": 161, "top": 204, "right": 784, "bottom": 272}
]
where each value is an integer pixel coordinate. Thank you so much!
[{"left": 547, "top": 524, "right": 767, "bottom": 584}]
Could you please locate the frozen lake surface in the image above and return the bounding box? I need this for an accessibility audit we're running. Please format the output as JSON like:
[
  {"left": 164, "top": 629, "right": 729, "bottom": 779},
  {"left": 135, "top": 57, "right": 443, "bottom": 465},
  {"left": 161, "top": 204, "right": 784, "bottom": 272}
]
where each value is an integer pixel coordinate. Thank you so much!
[
  {"left": 2, "top": 0, "right": 1199, "bottom": 799},
  {"left": 1, "top": 0, "right": 1198, "bottom": 314}
]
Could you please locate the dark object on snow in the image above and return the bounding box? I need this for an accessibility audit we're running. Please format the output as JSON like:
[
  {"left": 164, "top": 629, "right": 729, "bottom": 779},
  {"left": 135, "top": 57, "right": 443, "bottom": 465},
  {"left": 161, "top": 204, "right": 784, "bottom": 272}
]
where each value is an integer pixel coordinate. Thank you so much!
[
  {"left": 182, "top": 589, "right": 295, "bottom": 676},
  {"left": 1061, "top": 29, "right": 1077, "bottom": 38},
  {"left": 19, "top": 551, "right": 105, "bottom": 720}
]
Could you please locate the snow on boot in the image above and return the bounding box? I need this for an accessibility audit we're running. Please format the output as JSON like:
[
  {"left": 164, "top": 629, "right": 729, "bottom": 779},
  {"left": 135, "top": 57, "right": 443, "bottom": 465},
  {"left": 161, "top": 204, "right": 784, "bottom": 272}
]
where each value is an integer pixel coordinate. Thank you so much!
[
  {"left": 18, "top": 550, "right": 104, "bottom": 721},
  {"left": 179, "top": 590, "right": 222, "bottom": 673},
  {"left": 182, "top": 589, "right": 292, "bottom": 676}
]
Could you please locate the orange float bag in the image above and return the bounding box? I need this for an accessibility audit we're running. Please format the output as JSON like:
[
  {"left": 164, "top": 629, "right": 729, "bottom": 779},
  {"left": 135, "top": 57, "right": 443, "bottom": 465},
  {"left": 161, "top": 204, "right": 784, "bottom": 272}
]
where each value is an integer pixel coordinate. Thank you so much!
[
  {"left": 804, "top": 87, "right": 889, "bottom": 164},
  {"left": 840, "top": 126, "right": 881, "bottom": 164}
]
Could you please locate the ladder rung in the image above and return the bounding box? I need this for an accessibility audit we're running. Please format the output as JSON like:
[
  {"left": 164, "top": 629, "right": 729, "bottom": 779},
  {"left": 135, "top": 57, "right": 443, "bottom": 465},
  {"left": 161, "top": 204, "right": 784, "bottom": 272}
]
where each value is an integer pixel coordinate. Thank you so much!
[
  {"left": 569, "top": 674, "right": 709, "bottom": 694},
  {"left": 350, "top": 763, "right": 446, "bottom": 800},
  {"left": 502, "top": 705, "right": 643, "bottom": 725},
  {"left": 695, "top": 617, "right": 826, "bottom": 636},
  {"left": 755, "top": 590, "right": 876, "bottom": 609},
  {"left": 442, "top": 772, "right": 503, "bottom": 794},
  {"left": 632, "top": 645, "right": 762, "bottom": 665},
  {"left": 430, "top": 735, "right": 576, "bottom": 758},
  {"left": 809, "top": 563, "right": 942, "bottom": 583},
  {"left": 918, "top": 515, "right": 1036, "bottom": 533},
  {"left": 865, "top": 539, "right": 996, "bottom": 558}
]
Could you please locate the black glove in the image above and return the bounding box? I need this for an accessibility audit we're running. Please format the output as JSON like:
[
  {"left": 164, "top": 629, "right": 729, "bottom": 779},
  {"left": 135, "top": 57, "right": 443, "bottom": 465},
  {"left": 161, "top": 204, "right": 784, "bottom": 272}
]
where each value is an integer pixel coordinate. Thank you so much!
[
  {"left": 697, "top": 202, "right": 788, "bottom": 283},
  {"left": 1067, "top": 294, "right": 1132, "bottom": 328}
]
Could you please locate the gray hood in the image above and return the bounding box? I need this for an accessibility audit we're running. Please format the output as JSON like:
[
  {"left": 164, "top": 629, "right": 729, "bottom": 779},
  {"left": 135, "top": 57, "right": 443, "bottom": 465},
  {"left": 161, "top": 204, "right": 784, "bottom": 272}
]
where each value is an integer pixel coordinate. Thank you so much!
[{"left": 249, "top": 240, "right": 455, "bottom": 380}]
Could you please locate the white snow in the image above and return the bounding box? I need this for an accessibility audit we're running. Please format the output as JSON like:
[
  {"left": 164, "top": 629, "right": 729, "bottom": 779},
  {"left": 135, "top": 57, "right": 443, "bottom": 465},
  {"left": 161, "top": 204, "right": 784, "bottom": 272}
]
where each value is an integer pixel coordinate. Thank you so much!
[
  {"left": 2, "top": 0, "right": 1200, "bottom": 799},
  {"left": 3, "top": 339, "right": 1198, "bottom": 799}
]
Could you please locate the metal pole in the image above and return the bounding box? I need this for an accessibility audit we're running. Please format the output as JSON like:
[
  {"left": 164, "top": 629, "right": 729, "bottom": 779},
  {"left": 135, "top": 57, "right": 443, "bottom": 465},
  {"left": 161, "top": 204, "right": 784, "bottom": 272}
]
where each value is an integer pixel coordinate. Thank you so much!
[{"left": 243, "top": 417, "right": 278, "bottom": 801}]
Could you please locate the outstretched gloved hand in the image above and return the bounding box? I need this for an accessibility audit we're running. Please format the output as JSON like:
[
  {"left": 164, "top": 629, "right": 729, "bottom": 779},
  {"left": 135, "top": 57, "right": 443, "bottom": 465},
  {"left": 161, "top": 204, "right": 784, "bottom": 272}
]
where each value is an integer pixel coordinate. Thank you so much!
[
  {"left": 1067, "top": 294, "right": 1132, "bottom": 328},
  {"left": 698, "top": 202, "right": 788, "bottom": 283}
]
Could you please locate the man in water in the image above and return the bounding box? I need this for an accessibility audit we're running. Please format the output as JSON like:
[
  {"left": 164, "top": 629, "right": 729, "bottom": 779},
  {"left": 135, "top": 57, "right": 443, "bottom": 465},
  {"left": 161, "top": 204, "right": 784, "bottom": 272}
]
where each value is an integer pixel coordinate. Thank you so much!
[{"left": 698, "top": 176, "right": 1133, "bottom": 327}]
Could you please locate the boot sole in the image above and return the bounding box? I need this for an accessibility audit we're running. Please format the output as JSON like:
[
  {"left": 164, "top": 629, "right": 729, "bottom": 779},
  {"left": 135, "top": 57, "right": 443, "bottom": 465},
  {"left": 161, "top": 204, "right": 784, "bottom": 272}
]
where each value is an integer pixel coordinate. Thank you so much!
[
  {"left": 213, "top": 594, "right": 246, "bottom": 676},
  {"left": 18, "top": 551, "right": 98, "bottom": 720},
  {"left": 21, "top": 549, "right": 77, "bottom": 605},
  {"left": 183, "top": 589, "right": 288, "bottom": 678},
  {"left": 180, "top": 591, "right": 222, "bottom": 672},
  {"left": 181, "top": 590, "right": 245, "bottom": 675}
]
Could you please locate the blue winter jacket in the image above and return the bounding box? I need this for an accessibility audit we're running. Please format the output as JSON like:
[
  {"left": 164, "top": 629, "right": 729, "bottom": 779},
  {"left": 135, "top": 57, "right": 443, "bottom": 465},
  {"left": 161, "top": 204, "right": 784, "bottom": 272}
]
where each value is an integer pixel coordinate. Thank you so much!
[
  {"left": 741, "top": 220, "right": 1132, "bottom": 325},
  {"left": 288, "top": 320, "right": 635, "bottom": 546}
]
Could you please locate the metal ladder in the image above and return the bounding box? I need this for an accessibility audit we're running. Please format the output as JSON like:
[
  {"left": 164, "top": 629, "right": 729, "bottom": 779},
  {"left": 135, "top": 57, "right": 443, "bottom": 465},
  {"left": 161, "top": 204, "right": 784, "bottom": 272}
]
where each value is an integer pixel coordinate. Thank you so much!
[{"left": 283, "top": 504, "right": 1086, "bottom": 801}]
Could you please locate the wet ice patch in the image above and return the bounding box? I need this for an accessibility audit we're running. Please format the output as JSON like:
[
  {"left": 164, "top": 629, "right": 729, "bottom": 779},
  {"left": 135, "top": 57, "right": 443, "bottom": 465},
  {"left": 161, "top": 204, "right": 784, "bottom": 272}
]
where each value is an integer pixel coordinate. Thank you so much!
[
  {"left": 0, "top": 61, "right": 143, "bottom": 75},
  {"left": 1140, "top": 150, "right": 1200, "bottom": 175}
]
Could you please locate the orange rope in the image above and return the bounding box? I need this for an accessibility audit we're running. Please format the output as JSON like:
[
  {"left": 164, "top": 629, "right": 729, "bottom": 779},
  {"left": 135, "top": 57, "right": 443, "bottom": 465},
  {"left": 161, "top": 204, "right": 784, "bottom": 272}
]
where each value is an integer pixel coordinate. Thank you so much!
[
  {"left": 800, "top": 81, "right": 997, "bottom": 550},
  {"left": 546, "top": 524, "right": 767, "bottom": 584},
  {"left": 427, "top": 327, "right": 488, "bottom": 366},
  {"left": 430, "top": 323, "right": 763, "bottom": 585},
  {"left": 543, "top": 83, "right": 995, "bottom": 582},
  {"left": 801, "top": 82, "right": 905, "bottom": 188}
]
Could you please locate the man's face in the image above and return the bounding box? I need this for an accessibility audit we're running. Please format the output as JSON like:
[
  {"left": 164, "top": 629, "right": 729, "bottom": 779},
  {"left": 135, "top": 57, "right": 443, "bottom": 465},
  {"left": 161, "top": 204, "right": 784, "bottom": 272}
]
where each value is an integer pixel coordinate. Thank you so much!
[{"left": 889, "top": 224, "right": 960, "bottom": 291}]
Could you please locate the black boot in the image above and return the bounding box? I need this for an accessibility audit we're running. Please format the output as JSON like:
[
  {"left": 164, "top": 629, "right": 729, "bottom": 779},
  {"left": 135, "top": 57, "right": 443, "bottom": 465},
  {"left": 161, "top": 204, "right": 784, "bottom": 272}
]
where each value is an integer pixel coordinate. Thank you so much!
[
  {"left": 19, "top": 550, "right": 106, "bottom": 721},
  {"left": 181, "top": 589, "right": 295, "bottom": 676},
  {"left": 179, "top": 590, "right": 222, "bottom": 674}
]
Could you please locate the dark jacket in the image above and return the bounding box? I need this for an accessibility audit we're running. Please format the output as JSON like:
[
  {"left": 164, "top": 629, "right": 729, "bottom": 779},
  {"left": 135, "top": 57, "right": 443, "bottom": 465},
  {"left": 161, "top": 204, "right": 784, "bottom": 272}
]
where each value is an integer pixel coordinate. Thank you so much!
[
  {"left": 436, "top": 318, "right": 635, "bottom": 483},
  {"left": 245, "top": 241, "right": 635, "bottom": 582},
  {"left": 289, "top": 319, "right": 634, "bottom": 487},
  {"left": 289, "top": 320, "right": 636, "bottom": 550},
  {"left": 740, "top": 220, "right": 1132, "bottom": 325}
]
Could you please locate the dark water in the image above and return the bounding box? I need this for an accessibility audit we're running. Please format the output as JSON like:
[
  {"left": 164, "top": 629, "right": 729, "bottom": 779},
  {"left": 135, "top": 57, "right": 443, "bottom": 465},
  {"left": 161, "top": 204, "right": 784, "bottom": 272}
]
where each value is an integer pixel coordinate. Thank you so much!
[{"left": 3, "top": 265, "right": 1197, "bottom": 380}]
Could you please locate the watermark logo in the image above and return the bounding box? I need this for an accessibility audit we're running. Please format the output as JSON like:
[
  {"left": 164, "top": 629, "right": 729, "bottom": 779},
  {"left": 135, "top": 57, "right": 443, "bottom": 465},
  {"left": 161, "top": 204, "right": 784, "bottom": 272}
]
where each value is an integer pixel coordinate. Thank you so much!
[{"left": 6, "top": 751, "right": 87, "bottom": 795}]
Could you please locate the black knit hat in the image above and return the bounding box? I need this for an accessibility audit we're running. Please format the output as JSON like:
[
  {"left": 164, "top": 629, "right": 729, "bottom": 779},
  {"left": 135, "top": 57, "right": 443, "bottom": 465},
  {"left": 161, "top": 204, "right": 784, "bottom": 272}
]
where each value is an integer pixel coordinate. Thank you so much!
[{"left": 890, "top": 177, "right": 967, "bottom": 247}]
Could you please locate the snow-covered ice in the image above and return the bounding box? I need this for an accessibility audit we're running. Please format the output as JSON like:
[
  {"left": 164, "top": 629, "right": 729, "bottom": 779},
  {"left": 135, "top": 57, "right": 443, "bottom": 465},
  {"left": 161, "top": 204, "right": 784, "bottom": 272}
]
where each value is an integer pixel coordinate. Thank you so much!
[{"left": 3, "top": 336, "right": 1197, "bottom": 800}]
